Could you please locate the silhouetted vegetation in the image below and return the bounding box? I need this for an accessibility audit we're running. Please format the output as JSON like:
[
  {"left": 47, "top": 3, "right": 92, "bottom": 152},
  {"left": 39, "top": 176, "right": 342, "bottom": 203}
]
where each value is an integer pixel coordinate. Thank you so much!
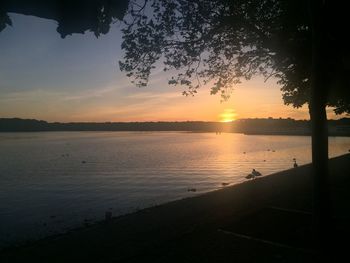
[
  {"left": 2, "top": 117, "right": 350, "bottom": 136},
  {"left": 118, "top": 0, "right": 350, "bottom": 249},
  {"left": 0, "top": 0, "right": 129, "bottom": 37},
  {"left": 1, "top": 0, "right": 349, "bottom": 254},
  {"left": 0, "top": 118, "right": 229, "bottom": 132}
]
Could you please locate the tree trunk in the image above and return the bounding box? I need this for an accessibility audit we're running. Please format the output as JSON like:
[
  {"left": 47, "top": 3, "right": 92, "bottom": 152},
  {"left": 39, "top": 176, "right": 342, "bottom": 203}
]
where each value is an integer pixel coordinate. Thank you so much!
[
  {"left": 309, "top": 104, "right": 331, "bottom": 248},
  {"left": 309, "top": 0, "right": 331, "bottom": 253}
]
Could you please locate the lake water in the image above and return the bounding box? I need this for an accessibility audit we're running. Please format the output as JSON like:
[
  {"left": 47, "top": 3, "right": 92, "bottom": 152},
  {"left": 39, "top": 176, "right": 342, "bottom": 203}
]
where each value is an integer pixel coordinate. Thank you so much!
[{"left": 1, "top": 132, "right": 350, "bottom": 248}]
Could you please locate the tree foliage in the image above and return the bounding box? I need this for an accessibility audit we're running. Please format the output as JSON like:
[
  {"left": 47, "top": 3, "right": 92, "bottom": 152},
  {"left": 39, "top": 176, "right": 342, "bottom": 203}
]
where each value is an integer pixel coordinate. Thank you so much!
[
  {"left": 119, "top": 0, "right": 350, "bottom": 113},
  {"left": 0, "top": 0, "right": 129, "bottom": 38}
]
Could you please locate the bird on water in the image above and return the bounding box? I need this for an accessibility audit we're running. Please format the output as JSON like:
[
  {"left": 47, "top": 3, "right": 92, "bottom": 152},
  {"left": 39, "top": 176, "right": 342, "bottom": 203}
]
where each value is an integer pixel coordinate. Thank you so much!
[{"left": 293, "top": 158, "right": 298, "bottom": 168}]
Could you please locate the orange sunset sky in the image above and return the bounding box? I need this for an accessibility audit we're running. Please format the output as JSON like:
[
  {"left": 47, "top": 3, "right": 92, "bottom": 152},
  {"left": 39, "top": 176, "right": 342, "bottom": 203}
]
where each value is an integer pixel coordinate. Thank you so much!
[{"left": 0, "top": 14, "right": 343, "bottom": 122}]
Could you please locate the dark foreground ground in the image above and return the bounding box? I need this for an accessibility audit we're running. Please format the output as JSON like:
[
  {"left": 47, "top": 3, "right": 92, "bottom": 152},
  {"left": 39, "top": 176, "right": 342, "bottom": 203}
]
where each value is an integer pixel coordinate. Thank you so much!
[{"left": 1, "top": 154, "right": 350, "bottom": 262}]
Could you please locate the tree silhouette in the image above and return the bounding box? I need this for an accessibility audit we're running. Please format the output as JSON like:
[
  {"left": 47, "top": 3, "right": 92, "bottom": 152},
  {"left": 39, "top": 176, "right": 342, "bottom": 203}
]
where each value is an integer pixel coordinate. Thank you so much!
[
  {"left": 119, "top": 0, "right": 350, "bottom": 250},
  {"left": 1, "top": 0, "right": 349, "bottom": 253},
  {"left": 0, "top": 0, "right": 129, "bottom": 38},
  {"left": 120, "top": 0, "right": 349, "bottom": 111}
]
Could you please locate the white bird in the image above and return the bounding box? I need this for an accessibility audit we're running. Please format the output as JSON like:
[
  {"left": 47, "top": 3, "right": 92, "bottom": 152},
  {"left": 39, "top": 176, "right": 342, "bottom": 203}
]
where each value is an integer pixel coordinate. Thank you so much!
[
  {"left": 251, "top": 169, "right": 262, "bottom": 177},
  {"left": 246, "top": 169, "right": 261, "bottom": 179}
]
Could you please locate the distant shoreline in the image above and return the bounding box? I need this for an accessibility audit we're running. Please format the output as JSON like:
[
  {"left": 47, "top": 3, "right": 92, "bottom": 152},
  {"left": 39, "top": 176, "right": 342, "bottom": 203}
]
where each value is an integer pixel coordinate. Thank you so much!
[
  {"left": 2, "top": 131, "right": 350, "bottom": 137},
  {"left": 1, "top": 117, "right": 350, "bottom": 136}
]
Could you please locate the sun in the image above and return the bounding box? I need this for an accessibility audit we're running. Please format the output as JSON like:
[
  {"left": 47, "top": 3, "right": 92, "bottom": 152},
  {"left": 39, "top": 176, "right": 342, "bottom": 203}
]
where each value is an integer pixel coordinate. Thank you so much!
[{"left": 219, "top": 109, "right": 237, "bottom": 122}]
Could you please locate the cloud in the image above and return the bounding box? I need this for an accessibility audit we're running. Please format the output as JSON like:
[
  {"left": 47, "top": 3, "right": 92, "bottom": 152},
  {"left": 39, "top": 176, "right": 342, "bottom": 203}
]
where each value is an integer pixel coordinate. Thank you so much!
[
  {"left": 0, "top": 89, "right": 64, "bottom": 102},
  {"left": 62, "top": 85, "right": 118, "bottom": 101}
]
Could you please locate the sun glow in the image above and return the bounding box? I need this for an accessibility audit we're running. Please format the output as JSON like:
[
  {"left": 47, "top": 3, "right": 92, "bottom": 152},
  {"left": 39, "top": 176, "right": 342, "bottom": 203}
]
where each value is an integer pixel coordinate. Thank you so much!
[{"left": 219, "top": 109, "right": 237, "bottom": 122}]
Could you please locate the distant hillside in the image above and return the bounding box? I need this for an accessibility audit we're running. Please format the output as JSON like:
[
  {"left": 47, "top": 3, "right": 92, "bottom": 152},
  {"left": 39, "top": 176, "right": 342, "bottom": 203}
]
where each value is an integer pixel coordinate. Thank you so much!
[
  {"left": 0, "top": 118, "right": 231, "bottom": 132},
  {"left": 1, "top": 117, "right": 350, "bottom": 136},
  {"left": 234, "top": 117, "right": 350, "bottom": 136},
  {"left": 234, "top": 118, "right": 311, "bottom": 135},
  {"left": 0, "top": 118, "right": 50, "bottom": 132}
]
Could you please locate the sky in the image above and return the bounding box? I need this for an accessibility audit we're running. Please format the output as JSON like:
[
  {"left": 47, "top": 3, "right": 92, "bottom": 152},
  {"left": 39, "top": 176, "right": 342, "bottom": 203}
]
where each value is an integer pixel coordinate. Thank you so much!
[{"left": 0, "top": 13, "right": 339, "bottom": 122}]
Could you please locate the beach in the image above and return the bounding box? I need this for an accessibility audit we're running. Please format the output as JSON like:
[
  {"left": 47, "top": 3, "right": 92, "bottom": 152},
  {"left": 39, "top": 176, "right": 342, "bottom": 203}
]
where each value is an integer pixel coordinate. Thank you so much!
[{"left": 1, "top": 154, "right": 350, "bottom": 262}]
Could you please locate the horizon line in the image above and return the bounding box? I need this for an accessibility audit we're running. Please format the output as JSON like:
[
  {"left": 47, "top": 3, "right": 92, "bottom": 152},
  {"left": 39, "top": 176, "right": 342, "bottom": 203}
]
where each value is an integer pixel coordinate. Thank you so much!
[{"left": 3, "top": 116, "right": 350, "bottom": 124}]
